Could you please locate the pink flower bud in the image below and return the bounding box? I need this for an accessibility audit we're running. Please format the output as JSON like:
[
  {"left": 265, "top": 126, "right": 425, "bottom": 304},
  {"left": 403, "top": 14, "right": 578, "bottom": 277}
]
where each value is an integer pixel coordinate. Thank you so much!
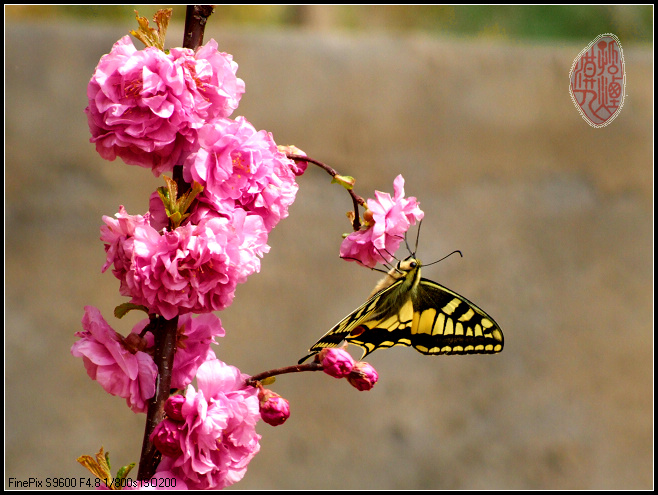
[
  {"left": 319, "top": 348, "right": 355, "bottom": 378},
  {"left": 347, "top": 361, "right": 379, "bottom": 391},
  {"left": 258, "top": 389, "right": 290, "bottom": 426},
  {"left": 164, "top": 394, "right": 186, "bottom": 422},
  {"left": 150, "top": 419, "right": 183, "bottom": 457},
  {"left": 122, "top": 332, "right": 148, "bottom": 353},
  {"left": 277, "top": 144, "right": 308, "bottom": 176}
]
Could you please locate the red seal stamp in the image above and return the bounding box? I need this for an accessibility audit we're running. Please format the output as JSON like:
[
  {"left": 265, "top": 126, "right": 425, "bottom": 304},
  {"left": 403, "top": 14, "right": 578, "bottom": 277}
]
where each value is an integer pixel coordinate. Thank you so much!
[{"left": 569, "top": 34, "right": 626, "bottom": 128}]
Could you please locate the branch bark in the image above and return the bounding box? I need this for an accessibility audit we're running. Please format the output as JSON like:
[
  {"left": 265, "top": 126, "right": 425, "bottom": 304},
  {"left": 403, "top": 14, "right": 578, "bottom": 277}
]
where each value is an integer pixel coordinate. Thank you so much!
[
  {"left": 136, "top": 315, "right": 179, "bottom": 481},
  {"left": 183, "top": 5, "right": 215, "bottom": 50}
]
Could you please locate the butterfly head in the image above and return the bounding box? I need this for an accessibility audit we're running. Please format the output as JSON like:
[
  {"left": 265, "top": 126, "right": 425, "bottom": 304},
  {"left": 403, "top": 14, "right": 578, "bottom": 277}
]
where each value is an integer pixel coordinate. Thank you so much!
[
  {"left": 390, "top": 256, "right": 423, "bottom": 291},
  {"left": 397, "top": 256, "right": 421, "bottom": 274}
]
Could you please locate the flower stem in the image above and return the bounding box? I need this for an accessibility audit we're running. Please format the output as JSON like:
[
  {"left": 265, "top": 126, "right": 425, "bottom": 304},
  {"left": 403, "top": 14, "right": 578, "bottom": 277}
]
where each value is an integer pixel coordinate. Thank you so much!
[
  {"left": 287, "top": 154, "right": 366, "bottom": 231},
  {"left": 246, "top": 362, "right": 323, "bottom": 387}
]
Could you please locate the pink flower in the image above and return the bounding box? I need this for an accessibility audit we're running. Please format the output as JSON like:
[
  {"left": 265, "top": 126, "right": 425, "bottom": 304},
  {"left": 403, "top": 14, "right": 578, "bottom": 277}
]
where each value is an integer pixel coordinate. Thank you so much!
[
  {"left": 319, "top": 348, "right": 355, "bottom": 378},
  {"left": 155, "top": 360, "right": 261, "bottom": 490},
  {"left": 71, "top": 306, "right": 157, "bottom": 413},
  {"left": 132, "top": 313, "right": 225, "bottom": 390},
  {"left": 165, "top": 394, "right": 186, "bottom": 422},
  {"left": 100, "top": 206, "right": 152, "bottom": 294},
  {"left": 173, "top": 39, "right": 245, "bottom": 121},
  {"left": 347, "top": 361, "right": 379, "bottom": 391},
  {"left": 340, "top": 175, "right": 424, "bottom": 268},
  {"left": 150, "top": 419, "right": 184, "bottom": 457},
  {"left": 85, "top": 36, "right": 244, "bottom": 176},
  {"left": 101, "top": 206, "right": 269, "bottom": 319},
  {"left": 183, "top": 116, "right": 299, "bottom": 231},
  {"left": 258, "top": 389, "right": 291, "bottom": 426},
  {"left": 169, "top": 313, "right": 225, "bottom": 390}
]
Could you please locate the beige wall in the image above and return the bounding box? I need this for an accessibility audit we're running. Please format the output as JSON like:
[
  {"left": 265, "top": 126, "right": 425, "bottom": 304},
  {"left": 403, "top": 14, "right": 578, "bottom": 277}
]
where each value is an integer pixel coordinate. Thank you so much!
[{"left": 5, "top": 20, "right": 652, "bottom": 489}]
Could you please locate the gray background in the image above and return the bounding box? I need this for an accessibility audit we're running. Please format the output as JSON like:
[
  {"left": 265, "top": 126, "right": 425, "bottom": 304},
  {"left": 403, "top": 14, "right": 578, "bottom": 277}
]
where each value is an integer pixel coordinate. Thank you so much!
[{"left": 5, "top": 8, "right": 652, "bottom": 490}]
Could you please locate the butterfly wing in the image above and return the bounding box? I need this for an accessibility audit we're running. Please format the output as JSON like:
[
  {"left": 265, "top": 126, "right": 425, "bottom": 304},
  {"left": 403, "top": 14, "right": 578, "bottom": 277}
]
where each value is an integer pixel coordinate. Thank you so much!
[
  {"left": 298, "top": 278, "right": 408, "bottom": 364},
  {"left": 406, "top": 278, "right": 504, "bottom": 355},
  {"left": 299, "top": 271, "right": 504, "bottom": 363}
]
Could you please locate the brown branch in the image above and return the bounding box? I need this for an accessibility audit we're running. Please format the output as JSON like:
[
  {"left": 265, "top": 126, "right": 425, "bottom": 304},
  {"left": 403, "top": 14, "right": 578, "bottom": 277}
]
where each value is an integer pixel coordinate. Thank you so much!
[
  {"left": 137, "top": 315, "right": 179, "bottom": 481},
  {"left": 173, "top": 6, "right": 215, "bottom": 198},
  {"left": 183, "top": 5, "right": 215, "bottom": 50},
  {"left": 246, "top": 362, "right": 324, "bottom": 387},
  {"left": 287, "top": 154, "right": 366, "bottom": 231}
]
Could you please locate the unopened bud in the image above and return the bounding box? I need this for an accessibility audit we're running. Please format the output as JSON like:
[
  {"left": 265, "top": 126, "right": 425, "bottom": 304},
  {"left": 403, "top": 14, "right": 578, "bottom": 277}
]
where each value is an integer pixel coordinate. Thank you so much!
[
  {"left": 150, "top": 419, "right": 183, "bottom": 457},
  {"left": 347, "top": 361, "right": 379, "bottom": 391},
  {"left": 164, "top": 394, "right": 186, "bottom": 422},
  {"left": 319, "top": 348, "right": 355, "bottom": 378},
  {"left": 258, "top": 389, "right": 291, "bottom": 427},
  {"left": 332, "top": 174, "right": 356, "bottom": 190},
  {"left": 278, "top": 145, "right": 308, "bottom": 176}
]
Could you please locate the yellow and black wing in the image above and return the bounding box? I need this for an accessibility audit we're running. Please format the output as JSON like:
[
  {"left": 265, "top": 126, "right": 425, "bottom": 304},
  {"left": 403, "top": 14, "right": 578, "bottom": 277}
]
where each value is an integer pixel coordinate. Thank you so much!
[
  {"left": 404, "top": 278, "right": 503, "bottom": 355},
  {"left": 299, "top": 277, "right": 503, "bottom": 363},
  {"left": 298, "top": 277, "right": 409, "bottom": 364}
]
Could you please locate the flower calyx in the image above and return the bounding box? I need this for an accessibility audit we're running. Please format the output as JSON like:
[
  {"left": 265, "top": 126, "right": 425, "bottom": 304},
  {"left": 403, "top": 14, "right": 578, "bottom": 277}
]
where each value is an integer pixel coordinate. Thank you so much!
[
  {"left": 157, "top": 176, "right": 204, "bottom": 230},
  {"left": 130, "top": 9, "right": 172, "bottom": 51}
]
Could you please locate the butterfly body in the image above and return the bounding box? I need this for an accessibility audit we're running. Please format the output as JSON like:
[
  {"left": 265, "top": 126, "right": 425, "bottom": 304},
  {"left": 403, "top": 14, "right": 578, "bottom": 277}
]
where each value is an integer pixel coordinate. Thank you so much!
[{"left": 299, "top": 256, "right": 504, "bottom": 363}]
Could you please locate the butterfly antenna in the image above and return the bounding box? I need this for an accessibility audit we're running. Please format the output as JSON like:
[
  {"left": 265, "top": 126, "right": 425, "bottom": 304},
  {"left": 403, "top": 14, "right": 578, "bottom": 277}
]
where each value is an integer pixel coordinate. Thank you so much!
[
  {"left": 372, "top": 247, "right": 396, "bottom": 271},
  {"left": 403, "top": 230, "right": 412, "bottom": 255},
  {"left": 340, "top": 255, "right": 390, "bottom": 274},
  {"left": 414, "top": 219, "right": 423, "bottom": 255},
  {"left": 423, "top": 249, "right": 463, "bottom": 267}
]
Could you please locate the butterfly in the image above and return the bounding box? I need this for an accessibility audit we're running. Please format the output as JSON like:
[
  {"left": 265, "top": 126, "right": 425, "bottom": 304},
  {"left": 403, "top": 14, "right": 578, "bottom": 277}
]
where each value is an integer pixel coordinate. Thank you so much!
[{"left": 298, "top": 240, "right": 504, "bottom": 364}]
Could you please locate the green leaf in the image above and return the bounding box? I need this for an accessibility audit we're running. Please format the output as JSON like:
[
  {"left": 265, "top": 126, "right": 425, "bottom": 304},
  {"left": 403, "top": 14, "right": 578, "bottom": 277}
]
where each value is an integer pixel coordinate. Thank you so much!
[
  {"left": 114, "top": 303, "right": 149, "bottom": 319},
  {"left": 260, "top": 376, "right": 276, "bottom": 386},
  {"left": 77, "top": 447, "right": 112, "bottom": 487},
  {"left": 177, "top": 182, "right": 204, "bottom": 215},
  {"left": 331, "top": 174, "right": 356, "bottom": 190},
  {"left": 116, "top": 463, "right": 136, "bottom": 482}
]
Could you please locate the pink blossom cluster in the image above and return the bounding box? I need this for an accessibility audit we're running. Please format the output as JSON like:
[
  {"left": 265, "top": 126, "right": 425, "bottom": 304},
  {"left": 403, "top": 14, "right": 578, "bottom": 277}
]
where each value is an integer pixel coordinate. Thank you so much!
[
  {"left": 77, "top": 32, "right": 308, "bottom": 488},
  {"left": 151, "top": 360, "right": 261, "bottom": 490},
  {"left": 85, "top": 36, "right": 244, "bottom": 177},
  {"left": 76, "top": 28, "right": 409, "bottom": 490},
  {"left": 183, "top": 116, "right": 299, "bottom": 231},
  {"left": 340, "top": 174, "right": 424, "bottom": 268},
  {"left": 71, "top": 307, "right": 226, "bottom": 412},
  {"left": 101, "top": 206, "right": 269, "bottom": 319},
  {"left": 89, "top": 37, "right": 302, "bottom": 319},
  {"left": 133, "top": 312, "right": 226, "bottom": 390}
]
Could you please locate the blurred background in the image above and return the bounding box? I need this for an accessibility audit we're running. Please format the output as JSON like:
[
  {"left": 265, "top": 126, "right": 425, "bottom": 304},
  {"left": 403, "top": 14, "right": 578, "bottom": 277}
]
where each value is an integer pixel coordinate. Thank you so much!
[{"left": 5, "top": 5, "right": 652, "bottom": 490}]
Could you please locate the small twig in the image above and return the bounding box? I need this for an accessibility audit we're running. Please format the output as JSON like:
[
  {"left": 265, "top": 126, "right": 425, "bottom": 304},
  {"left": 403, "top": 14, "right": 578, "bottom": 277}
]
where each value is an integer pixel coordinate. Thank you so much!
[
  {"left": 246, "top": 362, "right": 323, "bottom": 387},
  {"left": 288, "top": 154, "right": 366, "bottom": 231}
]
